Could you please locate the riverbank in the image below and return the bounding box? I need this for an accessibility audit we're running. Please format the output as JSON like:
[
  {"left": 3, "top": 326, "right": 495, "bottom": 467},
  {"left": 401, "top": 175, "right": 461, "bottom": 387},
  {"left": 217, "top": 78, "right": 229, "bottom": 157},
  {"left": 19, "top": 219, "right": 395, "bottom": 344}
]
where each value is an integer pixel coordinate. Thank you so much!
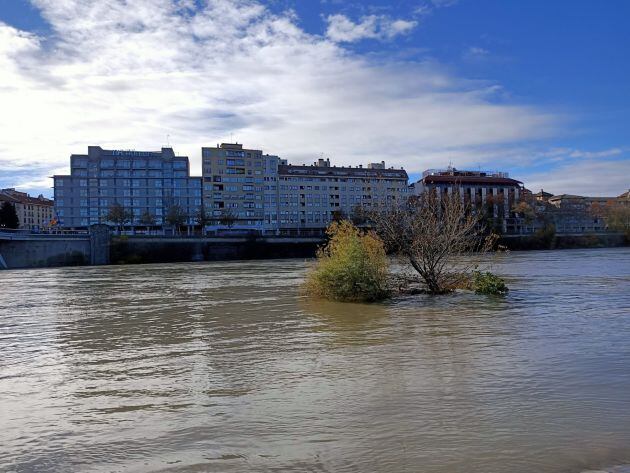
[
  {"left": 1, "top": 229, "right": 627, "bottom": 268},
  {"left": 498, "top": 232, "right": 627, "bottom": 251},
  {"left": 80, "top": 232, "right": 630, "bottom": 265}
]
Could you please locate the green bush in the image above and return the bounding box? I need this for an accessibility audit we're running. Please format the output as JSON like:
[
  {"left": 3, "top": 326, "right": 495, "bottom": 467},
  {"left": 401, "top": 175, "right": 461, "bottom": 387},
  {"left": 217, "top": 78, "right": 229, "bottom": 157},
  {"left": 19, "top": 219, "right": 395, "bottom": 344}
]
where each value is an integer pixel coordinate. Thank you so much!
[
  {"left": 472, "top": 271, "right": 509, "bottom": 295},
  {"left": 304, "top": 221, "right": 390, "bottom": 302}
]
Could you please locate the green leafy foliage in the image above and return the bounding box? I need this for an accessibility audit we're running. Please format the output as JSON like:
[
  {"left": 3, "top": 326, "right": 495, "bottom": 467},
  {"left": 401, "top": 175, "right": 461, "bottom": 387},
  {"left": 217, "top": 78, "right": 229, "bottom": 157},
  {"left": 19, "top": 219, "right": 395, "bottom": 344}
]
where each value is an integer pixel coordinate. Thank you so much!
[
  {"left": 304, "top": 221, "right": 390, "bottom": 303},
  {"left": 472, "top": 271, "right": 509, "bottom": 295},
  {"left": 0, "top": 201, "right": 19, "bottom": 228}
]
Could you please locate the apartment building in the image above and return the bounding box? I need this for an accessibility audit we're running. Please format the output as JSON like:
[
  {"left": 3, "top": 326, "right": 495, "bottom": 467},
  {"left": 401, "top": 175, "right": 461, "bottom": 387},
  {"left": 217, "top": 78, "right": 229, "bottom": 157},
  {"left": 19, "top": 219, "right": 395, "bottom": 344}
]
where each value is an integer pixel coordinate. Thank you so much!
[
  {"left": 0, "top": 188, "right": 54, "bottom": 230},
  {"left": 201, "top": 143, "right": 409, "bottom": 235},
  {"left": 411, "top": 167, "right": 524, "bottom": 232},
  {"left": 276, "top": 158, "right": 409, "bottom": 235},
  {"left": 201, "top": 143, "right": 277, "bottom": 232},
  {"left": 53, "top": 146, "right": 202, "bottom": 229}
]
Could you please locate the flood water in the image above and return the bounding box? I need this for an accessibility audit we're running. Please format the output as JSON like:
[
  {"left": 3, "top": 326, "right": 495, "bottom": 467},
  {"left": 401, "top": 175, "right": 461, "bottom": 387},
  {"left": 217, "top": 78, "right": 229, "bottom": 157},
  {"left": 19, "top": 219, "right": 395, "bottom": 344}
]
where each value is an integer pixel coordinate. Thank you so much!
[{"left": 1, "top": 248, "right": 630, "bottom": 473}]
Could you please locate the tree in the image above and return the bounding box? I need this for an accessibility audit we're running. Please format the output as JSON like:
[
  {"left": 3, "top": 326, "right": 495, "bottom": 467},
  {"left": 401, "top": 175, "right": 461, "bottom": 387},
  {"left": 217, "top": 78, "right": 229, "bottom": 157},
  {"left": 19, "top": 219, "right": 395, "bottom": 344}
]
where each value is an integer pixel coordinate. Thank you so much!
[
  {"left": 349, "top": 204, "right": 369, "bottom": 226},
  {"left": 219, "top": 209, "right": 237, "bottom": 228},
  {"left": 512, "top": 201, "right": 536, "bottom": 224},
  {"left": 303, "top": 221, "right": 389, "bottom": 302},
  {"left": 591, "top": 200, "right": 630, "bottom": 232},
  {"left": 195, "top": 206, "right": 211, "bottom": 229},
  {"left": 331, "top": 209, "right": 347, "bottom": 223},
  {"left": 0, "top": 201, "right": 19, "bottom": 229},
  {"left": 106, "top": 202, "right": 133, "bottom": 233},
  {"left": 139, "top": 210, "right": 156, "bottom": 226},
  {"left": 165, "top": 204, "right": 187, "bottom": 234},
  {"left": 372, "top": 191, "right": 497, "bottom": 294}
]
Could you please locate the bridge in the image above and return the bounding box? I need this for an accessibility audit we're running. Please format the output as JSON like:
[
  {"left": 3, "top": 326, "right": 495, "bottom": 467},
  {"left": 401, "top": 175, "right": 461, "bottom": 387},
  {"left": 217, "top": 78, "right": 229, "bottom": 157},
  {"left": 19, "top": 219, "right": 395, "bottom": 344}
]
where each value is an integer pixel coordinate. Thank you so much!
[{"left": 0, "top": 226, "right": 109, "bottom": 269}]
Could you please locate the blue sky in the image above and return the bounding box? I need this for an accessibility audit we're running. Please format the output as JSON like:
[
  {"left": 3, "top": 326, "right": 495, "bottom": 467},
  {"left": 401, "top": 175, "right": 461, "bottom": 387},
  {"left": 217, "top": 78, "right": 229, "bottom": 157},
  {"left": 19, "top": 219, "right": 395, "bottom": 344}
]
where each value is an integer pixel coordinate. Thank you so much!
[{"left": 0, "top": 0, "right": 628, "bottom": 197}]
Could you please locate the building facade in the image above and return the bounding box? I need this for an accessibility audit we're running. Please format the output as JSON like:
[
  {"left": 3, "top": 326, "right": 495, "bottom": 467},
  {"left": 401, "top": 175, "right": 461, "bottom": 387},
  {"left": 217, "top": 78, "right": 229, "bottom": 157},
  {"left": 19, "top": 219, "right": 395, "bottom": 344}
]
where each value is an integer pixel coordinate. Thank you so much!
[
  {"left": 276, "top": 158, "right": 409, "bottom": 235},
  {"left": 411, "top": 167, "right": 525, "bottom": 232},
  {"left": 201, "top": 143, "right": 277, "bottom": 233},
  {"left": 53, "top": 146, "right": 202, "bottom": 229},
  {"left": 0, "top": 188, "right": 54, "bottom": 230},
  {"left": 201, "top": 144, "right": 409, "bottom": 235},
  {"left": 52, "top": 143, "right": 411, "bottom": 234}
]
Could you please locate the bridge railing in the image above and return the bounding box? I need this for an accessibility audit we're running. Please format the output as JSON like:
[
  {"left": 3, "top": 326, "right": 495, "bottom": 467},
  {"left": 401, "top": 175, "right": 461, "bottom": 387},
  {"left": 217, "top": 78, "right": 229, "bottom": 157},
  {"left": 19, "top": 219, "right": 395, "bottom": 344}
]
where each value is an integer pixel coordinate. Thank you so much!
[{"left": 0, "top": 228, "right": 90, "bottom": 240}]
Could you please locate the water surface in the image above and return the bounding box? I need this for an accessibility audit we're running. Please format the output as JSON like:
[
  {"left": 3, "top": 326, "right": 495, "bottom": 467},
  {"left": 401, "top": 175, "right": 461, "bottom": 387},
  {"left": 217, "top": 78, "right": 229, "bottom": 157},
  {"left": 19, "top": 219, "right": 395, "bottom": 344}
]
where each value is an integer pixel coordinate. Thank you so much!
[{"left": 1, "top": 248, "right": 630, "bottom": 472}]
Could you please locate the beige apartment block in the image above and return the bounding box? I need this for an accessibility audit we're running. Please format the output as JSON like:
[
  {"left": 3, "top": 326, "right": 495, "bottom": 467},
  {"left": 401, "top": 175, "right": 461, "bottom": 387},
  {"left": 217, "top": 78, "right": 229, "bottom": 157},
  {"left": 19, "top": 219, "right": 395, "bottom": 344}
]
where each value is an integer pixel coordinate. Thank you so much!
[
  {"left": 0, "top": 188, "right": 54, "bottom": 230},
  {"left": 201, "top": 144, "right": 409, "bottom": 235},
  {"left": 276, "top": 158, "right": 409, "bottom": 235},
  {"left": 201, "top": 143, "right": 281, "bottom": 233}
]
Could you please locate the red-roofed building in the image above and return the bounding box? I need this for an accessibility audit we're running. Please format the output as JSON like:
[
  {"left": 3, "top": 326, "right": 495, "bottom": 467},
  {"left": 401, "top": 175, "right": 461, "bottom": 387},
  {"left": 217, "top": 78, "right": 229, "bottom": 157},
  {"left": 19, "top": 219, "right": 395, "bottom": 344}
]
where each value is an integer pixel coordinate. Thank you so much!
[
  {"left": 411, "top": 167, "right": 525, "bottom": 232},
  {"left": 0, "top": 188, "right": 54, "bottom": 230}
]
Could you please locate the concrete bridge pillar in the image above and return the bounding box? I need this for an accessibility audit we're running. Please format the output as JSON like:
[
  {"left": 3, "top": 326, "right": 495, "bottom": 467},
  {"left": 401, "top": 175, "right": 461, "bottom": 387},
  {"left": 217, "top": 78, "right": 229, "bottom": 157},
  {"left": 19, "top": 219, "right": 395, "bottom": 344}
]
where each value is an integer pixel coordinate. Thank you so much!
[{"left": 89, "top": 224, "right": 110, "bottom": 265}]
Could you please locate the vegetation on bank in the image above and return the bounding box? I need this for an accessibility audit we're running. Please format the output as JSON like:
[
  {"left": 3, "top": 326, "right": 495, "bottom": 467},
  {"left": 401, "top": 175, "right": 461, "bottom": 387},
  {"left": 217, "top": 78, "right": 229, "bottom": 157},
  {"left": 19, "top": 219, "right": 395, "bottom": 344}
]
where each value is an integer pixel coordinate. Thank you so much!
[
  {"left": 304, "top": 193, "right": 511, "bottom": 303},
  {"left": 471, "top": 271, "right": 509, "bottom": 295},
  {"left": 0, "top": 201, "right": 19, "bottom": 229},
  {"left": 303, "top": 221, "right": 390, "bottom": 302},
  {"left": 371, "top": 191, "right": 503, "bottom": 295}
]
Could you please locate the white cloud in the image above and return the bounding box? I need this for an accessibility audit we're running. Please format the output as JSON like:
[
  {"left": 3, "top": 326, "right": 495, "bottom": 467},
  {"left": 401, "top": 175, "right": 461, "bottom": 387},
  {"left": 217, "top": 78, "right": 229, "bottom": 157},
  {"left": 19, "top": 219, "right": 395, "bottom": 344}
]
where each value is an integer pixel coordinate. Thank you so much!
[
  {"left": 325, "top": 14, "right": 417, "bottom": 43},
  {"left": 0, "top": 0, "right": 580, "bottom": 196},
  {"left": 568, "top": 148, "right": 623, "bottom": 159},
  {"left": 538, "top": 147, "right": 625, "bottom": 161},
  {"left": 413, "top": 5, "right": 432, "bottom": 17},
  {"left": 523, "top": 159, "right": 630, "bottom": 197},
  {"left": 430, "top": 0, "right": 458, "bottom": 7},
  {"left": 467, "top": 46, "right": 489, "bottom": 56}
]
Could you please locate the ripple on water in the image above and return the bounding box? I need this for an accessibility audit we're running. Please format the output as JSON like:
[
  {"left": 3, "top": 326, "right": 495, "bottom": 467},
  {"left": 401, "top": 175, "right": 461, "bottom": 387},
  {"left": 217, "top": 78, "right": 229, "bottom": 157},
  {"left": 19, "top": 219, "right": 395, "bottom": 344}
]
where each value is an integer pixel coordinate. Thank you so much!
[{"left": 1, "top": 249, "right": 630, "bottom": 473}]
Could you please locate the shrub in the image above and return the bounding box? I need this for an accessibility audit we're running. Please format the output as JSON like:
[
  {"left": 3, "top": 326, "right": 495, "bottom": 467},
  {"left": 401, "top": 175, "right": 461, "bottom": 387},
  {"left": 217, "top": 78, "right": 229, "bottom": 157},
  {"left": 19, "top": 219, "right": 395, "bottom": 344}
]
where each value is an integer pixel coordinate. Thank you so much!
[
  {"left": 472, "top": 271, "right": 509, "bottom": 295},
  {"left": 304, "top": 221, "right": 390, "bottom": 302}
]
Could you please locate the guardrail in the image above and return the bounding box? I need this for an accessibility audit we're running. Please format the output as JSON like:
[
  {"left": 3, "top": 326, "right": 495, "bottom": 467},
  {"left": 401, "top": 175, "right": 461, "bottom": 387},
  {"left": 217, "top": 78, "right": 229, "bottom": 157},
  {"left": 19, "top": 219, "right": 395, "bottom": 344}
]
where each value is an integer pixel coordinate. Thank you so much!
[{"left": 0, "top": 229, "right": 90, "bottom": 240}]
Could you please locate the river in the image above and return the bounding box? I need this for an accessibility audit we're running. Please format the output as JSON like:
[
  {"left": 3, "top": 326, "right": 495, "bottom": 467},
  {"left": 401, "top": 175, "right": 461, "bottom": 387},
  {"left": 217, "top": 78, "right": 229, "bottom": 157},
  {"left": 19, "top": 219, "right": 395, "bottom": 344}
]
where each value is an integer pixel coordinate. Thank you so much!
[{"left": 1, "top": 248, "right": 629, "bottom": 473}]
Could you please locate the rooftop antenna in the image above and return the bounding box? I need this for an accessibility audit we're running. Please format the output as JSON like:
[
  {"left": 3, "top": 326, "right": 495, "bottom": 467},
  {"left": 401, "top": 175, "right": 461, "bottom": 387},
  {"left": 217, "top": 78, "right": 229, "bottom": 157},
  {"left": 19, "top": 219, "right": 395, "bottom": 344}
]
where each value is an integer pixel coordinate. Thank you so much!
[{"left": 166, "top": 134, "right": 171, "bottom": 147}]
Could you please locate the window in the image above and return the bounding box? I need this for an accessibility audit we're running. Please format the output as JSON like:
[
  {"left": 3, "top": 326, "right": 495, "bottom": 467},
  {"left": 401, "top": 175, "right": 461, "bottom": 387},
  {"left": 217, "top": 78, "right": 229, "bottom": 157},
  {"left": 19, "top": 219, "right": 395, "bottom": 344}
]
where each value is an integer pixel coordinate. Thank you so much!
[{"left": 173, "top": 160, "right": 187, "bottom": 170}]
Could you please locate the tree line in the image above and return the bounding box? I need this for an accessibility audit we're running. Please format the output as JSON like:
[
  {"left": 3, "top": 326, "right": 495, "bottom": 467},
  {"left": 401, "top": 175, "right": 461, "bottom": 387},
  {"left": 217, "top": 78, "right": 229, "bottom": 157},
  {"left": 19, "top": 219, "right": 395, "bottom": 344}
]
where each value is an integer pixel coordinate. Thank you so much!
[{"left": 105, "top": 202, "right": 237, "bottom": 233}]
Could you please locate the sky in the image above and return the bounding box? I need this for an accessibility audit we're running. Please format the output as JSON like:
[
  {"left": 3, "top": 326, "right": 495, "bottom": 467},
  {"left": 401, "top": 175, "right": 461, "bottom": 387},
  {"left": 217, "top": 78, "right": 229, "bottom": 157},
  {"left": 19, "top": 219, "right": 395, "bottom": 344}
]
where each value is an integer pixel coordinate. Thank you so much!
[{"left": 0, "top": 0, "right": 628, "bottom": 198}]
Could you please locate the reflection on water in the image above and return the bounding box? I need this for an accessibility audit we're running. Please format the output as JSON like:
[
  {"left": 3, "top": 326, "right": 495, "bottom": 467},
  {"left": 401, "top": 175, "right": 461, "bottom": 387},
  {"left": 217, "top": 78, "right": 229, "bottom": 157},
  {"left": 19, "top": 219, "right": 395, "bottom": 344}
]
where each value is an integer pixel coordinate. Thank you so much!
[{"left": 1, "top": 248, "right": 630, "bottom": 473}]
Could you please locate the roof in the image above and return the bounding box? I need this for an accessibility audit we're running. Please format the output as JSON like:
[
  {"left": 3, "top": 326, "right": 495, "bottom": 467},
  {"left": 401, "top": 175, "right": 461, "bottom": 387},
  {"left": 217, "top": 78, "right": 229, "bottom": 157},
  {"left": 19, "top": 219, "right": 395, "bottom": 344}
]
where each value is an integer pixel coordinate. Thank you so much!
[
  {"left": 534, "top": 190, "right": 554, "bottom": 197},
  {"left": 548, "top": 194, "right": 583, "bottom": 200},
  {"left": 0, "top": 193, "right": 20, "bottom": 204},
  {"left": 0, "top": 189, "right": 53, "bottom": 206},
  {"left": 421, "top": 175, "right": 522, "bottom": 186},
  {"left": 278, "top": 164, "right": 408, "bottom": 180}
]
